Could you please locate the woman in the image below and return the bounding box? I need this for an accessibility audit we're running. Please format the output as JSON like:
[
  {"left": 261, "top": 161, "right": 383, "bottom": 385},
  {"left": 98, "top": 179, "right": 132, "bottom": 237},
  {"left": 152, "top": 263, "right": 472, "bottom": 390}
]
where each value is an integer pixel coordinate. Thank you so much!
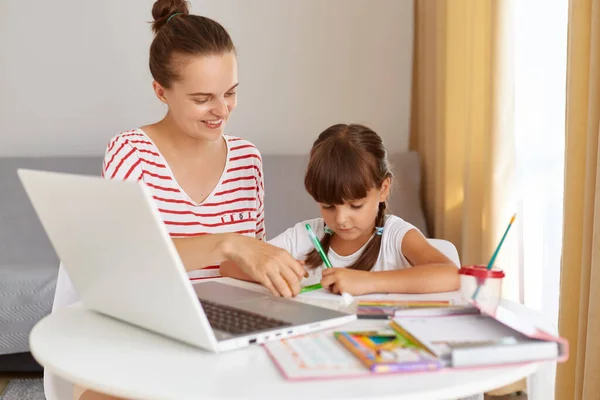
[
  {"left": 97, "top": 0, "right": 305, "bottom": 297},
  {"left": 47, "top": 1, "right": 305, "bottom": 399}
]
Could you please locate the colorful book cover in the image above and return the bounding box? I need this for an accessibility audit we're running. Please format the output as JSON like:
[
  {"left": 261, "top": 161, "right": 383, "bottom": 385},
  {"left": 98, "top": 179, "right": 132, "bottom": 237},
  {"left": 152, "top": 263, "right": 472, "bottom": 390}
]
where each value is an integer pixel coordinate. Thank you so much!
[
  {"left": 356, "top": 300, "right": 452, "bottom": 319},
  {"left": 334, "top": 329, "right": 441, "bottom": 373}
]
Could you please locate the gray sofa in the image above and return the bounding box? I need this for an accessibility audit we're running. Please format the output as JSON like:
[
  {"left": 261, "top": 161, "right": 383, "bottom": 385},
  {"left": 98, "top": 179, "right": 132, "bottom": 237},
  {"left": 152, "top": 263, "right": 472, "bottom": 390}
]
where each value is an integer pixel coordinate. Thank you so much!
[{"left": 0, "top": 151, "right": 428, "bottom": 370}]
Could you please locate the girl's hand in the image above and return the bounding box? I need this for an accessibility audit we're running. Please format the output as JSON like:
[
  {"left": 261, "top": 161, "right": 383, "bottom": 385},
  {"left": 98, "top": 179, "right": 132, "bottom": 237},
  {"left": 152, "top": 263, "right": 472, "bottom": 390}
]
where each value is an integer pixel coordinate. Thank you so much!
[{"left": 320, "top": 268, "right": 375, "bottom": 296}]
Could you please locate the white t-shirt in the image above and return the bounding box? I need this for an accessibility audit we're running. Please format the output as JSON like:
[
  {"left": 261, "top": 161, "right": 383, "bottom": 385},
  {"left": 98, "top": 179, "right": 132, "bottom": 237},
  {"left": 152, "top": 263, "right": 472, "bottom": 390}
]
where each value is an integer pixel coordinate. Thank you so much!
[{"left": 268, "top": 215, "right": 418, "bottom": 286}]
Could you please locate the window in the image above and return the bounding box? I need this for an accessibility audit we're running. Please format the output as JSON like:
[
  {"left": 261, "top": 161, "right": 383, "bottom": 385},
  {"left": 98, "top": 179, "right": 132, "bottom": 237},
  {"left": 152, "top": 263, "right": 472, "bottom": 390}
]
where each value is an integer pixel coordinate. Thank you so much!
[{"left": 513, "top": 0, "right": 568, "bottom": 397}]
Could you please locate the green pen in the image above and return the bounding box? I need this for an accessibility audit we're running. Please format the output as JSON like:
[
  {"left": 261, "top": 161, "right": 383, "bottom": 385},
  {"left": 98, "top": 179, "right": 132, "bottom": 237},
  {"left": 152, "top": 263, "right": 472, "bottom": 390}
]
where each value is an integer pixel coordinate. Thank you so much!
[
  {"left": 300, "top": 224, "right": 333, "bottom": 294},
  {"left": 306, "top": 223, "right": 333, "bottom": 268},
  {"left": 300, "top": 283, "right": 323, "bottom": 294}
]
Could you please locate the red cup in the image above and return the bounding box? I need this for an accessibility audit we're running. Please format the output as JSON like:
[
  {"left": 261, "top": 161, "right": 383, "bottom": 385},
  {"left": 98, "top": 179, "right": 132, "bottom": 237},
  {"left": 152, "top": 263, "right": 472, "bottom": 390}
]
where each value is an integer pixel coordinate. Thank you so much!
[{"left": 459, "top": 265, "right": 505, "bottom": 306}]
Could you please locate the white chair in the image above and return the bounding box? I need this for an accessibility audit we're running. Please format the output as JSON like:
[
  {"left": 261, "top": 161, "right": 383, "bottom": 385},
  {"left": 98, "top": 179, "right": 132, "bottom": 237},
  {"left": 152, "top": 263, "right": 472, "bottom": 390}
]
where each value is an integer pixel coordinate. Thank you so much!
[{"left": 428, "top": 238, "right": 460, "bottom": 267}]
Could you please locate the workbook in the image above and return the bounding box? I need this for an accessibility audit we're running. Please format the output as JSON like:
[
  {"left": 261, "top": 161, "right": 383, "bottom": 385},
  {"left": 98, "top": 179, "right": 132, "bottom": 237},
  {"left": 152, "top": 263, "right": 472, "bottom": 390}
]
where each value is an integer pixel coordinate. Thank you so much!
[{"left": 334, "top": 330, "right": 440, "bottom": 373}]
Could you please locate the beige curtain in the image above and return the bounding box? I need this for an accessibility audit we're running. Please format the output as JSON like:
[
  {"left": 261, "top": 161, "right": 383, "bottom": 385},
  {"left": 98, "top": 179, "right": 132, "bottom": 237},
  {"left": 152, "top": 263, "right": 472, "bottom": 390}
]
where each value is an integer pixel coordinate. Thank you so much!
[
  {"left": 410, "top": 0, "right": 518, "bottom": 297},
  {"left": 556, "top": 0, "right": 600, "bottom": 398}
]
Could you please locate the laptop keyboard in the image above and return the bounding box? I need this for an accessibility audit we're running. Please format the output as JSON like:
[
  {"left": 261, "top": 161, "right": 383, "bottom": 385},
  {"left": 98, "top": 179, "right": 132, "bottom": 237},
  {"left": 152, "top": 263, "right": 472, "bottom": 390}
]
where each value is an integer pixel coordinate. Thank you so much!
[{"left": 200, "top": 299, "right": 291, "bottom": 335}]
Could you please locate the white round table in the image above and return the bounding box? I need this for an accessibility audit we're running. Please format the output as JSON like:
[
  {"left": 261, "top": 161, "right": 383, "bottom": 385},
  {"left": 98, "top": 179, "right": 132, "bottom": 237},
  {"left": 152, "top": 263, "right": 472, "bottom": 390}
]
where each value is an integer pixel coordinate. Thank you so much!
[{"left": 30, "top": 290, "right": 552, "bottom": 400}]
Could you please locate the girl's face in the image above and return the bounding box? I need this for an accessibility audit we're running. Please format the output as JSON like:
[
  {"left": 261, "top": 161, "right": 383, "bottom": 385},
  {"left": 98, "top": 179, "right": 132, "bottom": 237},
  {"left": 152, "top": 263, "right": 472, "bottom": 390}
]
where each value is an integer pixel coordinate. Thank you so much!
[
  {"left": 153, "top": 51, "right": 238, "bottom": 142},
  {"left": 318, "top": 178, "right": 391, "bottom": 242}
]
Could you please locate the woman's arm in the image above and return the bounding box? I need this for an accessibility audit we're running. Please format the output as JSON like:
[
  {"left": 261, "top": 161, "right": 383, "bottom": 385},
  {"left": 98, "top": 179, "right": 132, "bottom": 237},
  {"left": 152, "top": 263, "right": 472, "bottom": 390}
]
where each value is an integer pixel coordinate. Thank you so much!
[
  {"left": 219, "top": 260, "right": 255, "bottom": 281},
  {"left": 174, "top": 233, "right": 306, "bottom": 297},
  {"left": 220, "top": 222, "right": 309, "bottom": 287},
  {"left": 172, "top": 234, "right": 235, "bottom": 272}
]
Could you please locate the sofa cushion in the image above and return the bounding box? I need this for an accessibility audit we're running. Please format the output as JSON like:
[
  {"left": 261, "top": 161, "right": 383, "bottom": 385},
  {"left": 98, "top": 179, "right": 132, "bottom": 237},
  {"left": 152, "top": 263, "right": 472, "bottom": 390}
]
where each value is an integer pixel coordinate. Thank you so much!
[
  {"left": 0, "top": 157, "right": 103, "bottom": 268},
  {"left": 0, "top": 151, "right": 428, "bottom": 268}
]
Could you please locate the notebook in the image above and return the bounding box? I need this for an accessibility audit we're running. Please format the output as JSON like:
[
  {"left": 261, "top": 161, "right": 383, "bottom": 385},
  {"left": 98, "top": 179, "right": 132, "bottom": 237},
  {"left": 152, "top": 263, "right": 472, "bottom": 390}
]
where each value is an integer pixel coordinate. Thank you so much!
[
  {"left": 391, "top": 303, "right": 569, "bottom": 368},
  {"left": 356, "top": 300, "right": 478, "bottom": 319},
  {"left": 356, "top": 300, "right": 451, "bottom": 319}
]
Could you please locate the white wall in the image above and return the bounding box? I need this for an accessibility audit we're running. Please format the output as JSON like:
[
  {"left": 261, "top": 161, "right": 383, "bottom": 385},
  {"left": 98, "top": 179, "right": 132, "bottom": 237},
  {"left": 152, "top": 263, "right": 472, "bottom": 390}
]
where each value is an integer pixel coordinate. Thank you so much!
[{"left": 0, "top": 0, "right": 413, "bottom": 156}]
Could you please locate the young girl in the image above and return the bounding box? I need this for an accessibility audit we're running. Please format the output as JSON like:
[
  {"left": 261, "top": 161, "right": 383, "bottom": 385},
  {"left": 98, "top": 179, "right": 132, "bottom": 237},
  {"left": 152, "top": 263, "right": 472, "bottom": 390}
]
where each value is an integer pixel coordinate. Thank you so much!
[{"left": 222, "top": 123, "right": 460, "bottom": 295}]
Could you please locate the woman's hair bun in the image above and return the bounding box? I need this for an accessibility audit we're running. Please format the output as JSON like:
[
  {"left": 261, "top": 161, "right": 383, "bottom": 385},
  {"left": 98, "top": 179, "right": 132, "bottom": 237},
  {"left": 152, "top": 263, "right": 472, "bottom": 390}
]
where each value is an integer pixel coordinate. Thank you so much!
[{"left": 151, "top": 0, "right": 190, "bottom": 35}]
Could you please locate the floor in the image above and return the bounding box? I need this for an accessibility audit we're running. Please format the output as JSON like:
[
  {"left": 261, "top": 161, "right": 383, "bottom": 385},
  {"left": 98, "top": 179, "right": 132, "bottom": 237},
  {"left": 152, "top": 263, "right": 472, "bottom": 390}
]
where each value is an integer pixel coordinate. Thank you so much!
[
  {"left": 0, "top": 372, "right": 43, "bottom": 394},
  {"left": 485, "top": 394, "right": 527, "bottom": 400},
  {"left": 485, "top": 378, "right": 527, "bottom": 399}
]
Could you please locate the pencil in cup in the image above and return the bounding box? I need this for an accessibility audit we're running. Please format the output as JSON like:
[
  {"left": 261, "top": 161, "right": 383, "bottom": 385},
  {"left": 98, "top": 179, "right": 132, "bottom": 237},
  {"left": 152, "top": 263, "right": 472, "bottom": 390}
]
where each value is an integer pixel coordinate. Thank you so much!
[
  {"left": 472, "top": 214, "right": 516, "bottom": 300},
  {"left": 299, "top": 224, "right": 333, "bottom": 294}
]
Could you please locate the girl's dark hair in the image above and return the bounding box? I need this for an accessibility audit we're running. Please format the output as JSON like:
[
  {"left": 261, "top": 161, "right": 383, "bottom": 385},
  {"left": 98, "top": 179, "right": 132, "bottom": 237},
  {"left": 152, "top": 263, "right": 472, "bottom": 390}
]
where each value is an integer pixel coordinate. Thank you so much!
[
  {"left": 150, "top": 0, "right": 236, "bottom": 88},
  {"left": 304, "top": 124, "right": 392, "bottom": 271}
]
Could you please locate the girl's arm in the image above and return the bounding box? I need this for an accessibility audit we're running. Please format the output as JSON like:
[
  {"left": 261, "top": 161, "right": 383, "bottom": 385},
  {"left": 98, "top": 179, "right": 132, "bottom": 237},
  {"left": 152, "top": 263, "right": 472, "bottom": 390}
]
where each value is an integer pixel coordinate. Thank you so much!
[
  {"left": 370, "top": 229, "right": 460, "bottom": 293},
  {"left": 321, "top": 229, "right": 460, "bottom": 295}
]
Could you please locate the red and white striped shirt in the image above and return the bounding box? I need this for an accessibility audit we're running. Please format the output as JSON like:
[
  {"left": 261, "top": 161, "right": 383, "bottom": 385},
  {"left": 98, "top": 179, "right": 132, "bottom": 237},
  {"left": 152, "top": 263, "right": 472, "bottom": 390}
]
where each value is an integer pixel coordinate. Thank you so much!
[{"left": 101, "top": 129, "right": 266, "bottom": 280}]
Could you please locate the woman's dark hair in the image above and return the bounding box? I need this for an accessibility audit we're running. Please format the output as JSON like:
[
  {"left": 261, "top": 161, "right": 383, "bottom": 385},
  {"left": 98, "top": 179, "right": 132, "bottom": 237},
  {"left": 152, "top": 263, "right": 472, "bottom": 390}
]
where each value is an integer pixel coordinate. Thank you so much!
[
  {"left": 150, "top": 0, "right": 236, "bottom": 88},
  {"left": 304, "top": 124, "right": 392, "bottom": 271}
]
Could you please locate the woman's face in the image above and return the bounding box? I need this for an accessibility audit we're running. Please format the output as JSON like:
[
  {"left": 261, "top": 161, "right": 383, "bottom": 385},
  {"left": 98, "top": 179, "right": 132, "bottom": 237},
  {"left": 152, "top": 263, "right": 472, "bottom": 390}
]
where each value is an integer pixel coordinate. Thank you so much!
[{"left": 154, "top": 51, "right": 238, "bottom": 141}]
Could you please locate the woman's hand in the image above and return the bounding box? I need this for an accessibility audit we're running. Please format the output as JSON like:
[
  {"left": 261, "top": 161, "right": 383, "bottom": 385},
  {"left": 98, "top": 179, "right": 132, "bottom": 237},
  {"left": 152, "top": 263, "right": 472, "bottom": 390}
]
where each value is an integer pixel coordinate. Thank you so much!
[
  {"left": 222, "top": 235, "right": 307, "bottom": 298},
  {"left": 320, "top": 268, "right": 375, "bottom": 296},
  {"left": 173, "top": 233, "right": 307, "bottom": 297}
]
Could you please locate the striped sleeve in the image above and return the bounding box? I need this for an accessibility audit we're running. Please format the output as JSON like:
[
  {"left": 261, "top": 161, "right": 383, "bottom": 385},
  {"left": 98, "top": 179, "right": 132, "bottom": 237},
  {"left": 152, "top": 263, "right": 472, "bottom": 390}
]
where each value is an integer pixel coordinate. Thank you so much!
[
  {"left": 102, "top": 135, "right": 144, "bottom": 181},
  {"left": 255, "top": 154, "right": 266, "bottom": 240}
]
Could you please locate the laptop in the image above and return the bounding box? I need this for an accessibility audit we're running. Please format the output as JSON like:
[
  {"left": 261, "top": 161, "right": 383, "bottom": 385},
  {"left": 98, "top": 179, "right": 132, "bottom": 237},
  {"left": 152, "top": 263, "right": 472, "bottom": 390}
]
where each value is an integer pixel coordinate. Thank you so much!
[{"left": 18, "top": 169, "right": 355, "bottom": 352}]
